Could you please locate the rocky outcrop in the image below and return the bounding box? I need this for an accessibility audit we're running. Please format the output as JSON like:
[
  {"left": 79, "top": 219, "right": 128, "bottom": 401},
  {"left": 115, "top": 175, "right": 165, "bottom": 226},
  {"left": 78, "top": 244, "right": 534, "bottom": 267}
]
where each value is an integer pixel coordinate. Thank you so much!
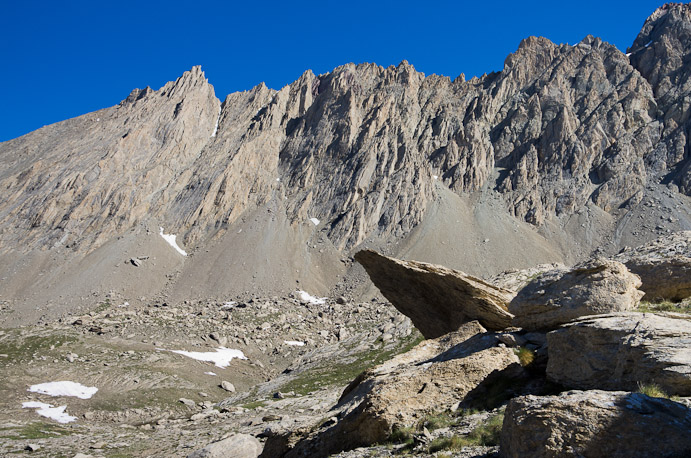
[
  {"left": 354, "top": 250, "right": 514, "bottom": 337},
  {"left": 501, "top": 390, "right": 691, "bottom": 458},
  {"left": 614, "top": 231, "right": 691, "bottom": 301},
  {"left": 509, "top": 258, "right": 643, "bottom": 330},
  {"left": 547, "top": 312, "right": 691, "bottom": 396},
  {"left": 187, "top": 433, "right": 262, "bottom": 458},
  {"left": 262, "top": 321, "right": 523, "bottom": 457},
  {"left": 628, "top": 3, "right": 691, "bottom": 194}
]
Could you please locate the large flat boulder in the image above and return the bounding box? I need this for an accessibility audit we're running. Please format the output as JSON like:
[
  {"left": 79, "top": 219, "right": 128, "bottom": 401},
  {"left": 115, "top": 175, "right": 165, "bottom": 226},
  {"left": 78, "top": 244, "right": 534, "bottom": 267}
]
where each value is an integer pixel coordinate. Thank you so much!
[
  {"left": 262, "top": 321, "right": 523, "bottom": 457},
  {"left": 354, "top": 250, "right": 514, "bottom": 337},
  {"left": 509, "top": 258, "right": 643, "bottom": 331},
  {"left": 614, "top": 231, "right": 691, "bottom": 301},
  {"left": 547, "top": 312, "right": 691, "bottom": 395},
  {"left": 188, "top": 434, "right": 262, "bottom": 458},
  {"left": 501, "top": 390, "right": 691, "bottom": 458}
]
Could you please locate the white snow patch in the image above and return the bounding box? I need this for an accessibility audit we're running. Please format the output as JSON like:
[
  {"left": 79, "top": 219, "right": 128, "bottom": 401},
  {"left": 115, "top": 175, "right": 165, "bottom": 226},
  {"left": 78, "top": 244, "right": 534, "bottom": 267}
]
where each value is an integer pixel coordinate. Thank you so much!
[
  {"left": 626, "top": 53, "right": 632, "bottom": 57},
  {"left": 22, "top": 402, "right": 76, "bottom": 424},
  {"left": 433, "top": 175, "right": 438, "bottom": 180},
  {"left": 211, "top": 107, "right": 221, "bottom": 138},
  {"left": 159, "top": 227, "right": 187, "bottom": 256},
  {"left": 645, "top": 40, "right": 652, "bottom": 48},
  {"left": 221, "top": 301, "right": 237, "bottom": 309},
  {"left": 118, "top": 301, "right": 130, "bottom": 308},
  {"left": 309, "top": 217, "right": 320, "bottom": 226},
  {"left": 28, "top": 381, "right": 98, "bottom": 399},
  {"left": 276, "top": 177, "right": 281, "bottom": 182},
  {"left": 204, "top": 371, "right": 217, "bottom": 376},
  {"left": 297, "top": 290, "right": 327, "bottom": 305},
  {"left": 284, "top": 340, "right": 305, "bottom": 346},
  {"left": 167, "top": 347, "right": 247, "bottom": 368}
]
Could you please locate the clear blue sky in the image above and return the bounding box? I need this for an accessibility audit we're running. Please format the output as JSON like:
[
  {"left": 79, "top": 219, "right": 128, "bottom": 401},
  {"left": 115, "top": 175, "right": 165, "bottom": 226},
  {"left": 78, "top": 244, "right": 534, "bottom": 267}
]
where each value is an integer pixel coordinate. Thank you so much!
[{"left": 1, "top": 0, "right": 667, "bottom": 142}]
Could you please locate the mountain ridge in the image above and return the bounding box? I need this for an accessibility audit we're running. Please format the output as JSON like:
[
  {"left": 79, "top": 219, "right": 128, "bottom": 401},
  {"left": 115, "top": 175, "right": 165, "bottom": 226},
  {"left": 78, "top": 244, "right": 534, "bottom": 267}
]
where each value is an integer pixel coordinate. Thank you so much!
[{"left": 1, "top": 3, "right": 690, "bottom": 325}]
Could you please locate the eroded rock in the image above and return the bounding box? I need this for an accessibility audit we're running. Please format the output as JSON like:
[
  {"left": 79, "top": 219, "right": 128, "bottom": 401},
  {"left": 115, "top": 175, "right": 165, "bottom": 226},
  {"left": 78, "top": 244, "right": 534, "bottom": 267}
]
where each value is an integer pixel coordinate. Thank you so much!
[
  {"left": 547, "top": 312, "right": 691, "bottom": 396},
  {"left": 501, "top": 390, "right": 691, "bottom": 458},
  {"left": 187, "top": 433, "right": 262, "bottom": 458},
  {"left": 509, "top": 258, "right": 643, "bottom": 331},
  {"left": 354, "top": 250, "right": 514, "bottom": 337}
]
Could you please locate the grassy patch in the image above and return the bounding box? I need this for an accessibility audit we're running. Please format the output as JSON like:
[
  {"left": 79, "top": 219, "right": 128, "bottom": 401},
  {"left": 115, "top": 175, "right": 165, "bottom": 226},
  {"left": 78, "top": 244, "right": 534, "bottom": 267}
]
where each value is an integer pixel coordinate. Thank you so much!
[
  {"left": 513, "top": 347, "right": 535, "bottom": 366},
  {"left": 278, "top": 330, "right": 424, "bottom": 396},
  {"left": 0, "top": 422, "right": 74, "bottom": 440},
  {"left": 636, "top": 382, "right": 680, "bottom": 401},
  {"left": 417, "top": 412, "right": 454, "bottom": 431},
  {"left": 241, "top": 400, "right": 267, "bottom": 409},
  {"left": 427, "top": 412, "right": 503, "bottom": 453},
  {"left": 0, "top": 334, "right": 77, "bottom": 363},
  {"left": 388, "top": 426, "right": 415, "bottom": 446},
  {"left": 636, "top": 301, "right": 691, "bottom": 314}
]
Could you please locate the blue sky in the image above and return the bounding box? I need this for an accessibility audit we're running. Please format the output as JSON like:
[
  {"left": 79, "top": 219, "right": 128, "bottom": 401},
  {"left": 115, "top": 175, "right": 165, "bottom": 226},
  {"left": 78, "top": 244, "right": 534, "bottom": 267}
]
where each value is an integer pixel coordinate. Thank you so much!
[{"left": 1, "top": 0, "right": 667, "bottom": 142}]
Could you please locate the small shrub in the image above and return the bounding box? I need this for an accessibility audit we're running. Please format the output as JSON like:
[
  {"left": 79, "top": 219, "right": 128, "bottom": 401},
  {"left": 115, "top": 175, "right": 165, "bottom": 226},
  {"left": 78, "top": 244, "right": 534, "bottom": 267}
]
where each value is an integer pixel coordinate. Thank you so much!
[
  {"left": 637, "top": 382, "right": 669, "bottom": 399},
  {"left": 513, "top": 347, "right": 535, "bottom": 366},
  {"left": 636, "top": 301, "right": 691, "bottom": 314},
  {"left": 426, "top": 412, "right": 504, "bottom": 453},
  {"left": 417, "top": 411, "right": 453, "bottom": 431},
  {"left": 388, "top": 426, "right": 414, "bottom": 446}
]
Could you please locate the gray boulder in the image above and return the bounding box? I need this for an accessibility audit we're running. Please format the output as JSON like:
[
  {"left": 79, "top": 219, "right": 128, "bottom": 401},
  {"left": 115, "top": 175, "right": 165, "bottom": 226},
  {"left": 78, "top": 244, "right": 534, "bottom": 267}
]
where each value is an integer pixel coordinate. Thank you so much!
[
  {"left": 501, "top": 390, "right": 691, "bottom": 458},
  {"left": 354, "top": 250, "right": 514, "bottom": 338},
  {"left": 614, "top": 231, "right": 691, "bottom": 301},
  {"left": 187, "top": 433, "right": 262, "bottom": 458},
  {"left": 509, "top": 258, "right": 643, "bottom": 331},
  {"left": 547, "top": 312, "right": 691, "bottom": 396}
]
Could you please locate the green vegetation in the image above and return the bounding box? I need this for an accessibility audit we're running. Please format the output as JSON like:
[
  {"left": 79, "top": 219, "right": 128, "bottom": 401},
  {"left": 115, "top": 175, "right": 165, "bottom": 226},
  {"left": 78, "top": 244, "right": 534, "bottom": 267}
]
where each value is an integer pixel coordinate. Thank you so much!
[
  {"left": 94, "top": 298, "right": 112, "bottom": 313},
  {"left": 241, "top": 399, "right": 268, "bottom": 409},
  {"left": 637, "top": 382, "right": 673, "bottom": 399},
  {"left": 388, "top": 426, "right": 415, "bottom": 446},
  {"left": 513, "top": 347, "right": 535, "bottom": 366},
  {"left": 427, "top": 412, "right": 504, "bottom": 453},
  {"left": 0, "top": 422, "right": 74, "bottom": 440},
  {"left": 277, "top": 330, "right": 424, "bottom": 396},
  {"left": 417, "top": 412, "right": 454, "bottom": 431},
  {"left": 0, "top": 334, "right": 77, "bottom": 363},
  {"left": 636, "top": 300, "right": 691, "bottom": 314}
]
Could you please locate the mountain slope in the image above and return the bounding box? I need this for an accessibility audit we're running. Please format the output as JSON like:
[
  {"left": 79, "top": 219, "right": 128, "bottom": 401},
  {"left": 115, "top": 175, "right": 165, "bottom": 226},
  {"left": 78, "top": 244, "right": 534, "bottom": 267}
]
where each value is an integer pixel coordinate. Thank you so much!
[{"left": 1, "top": 4, "right": 690, "bottom": 325}]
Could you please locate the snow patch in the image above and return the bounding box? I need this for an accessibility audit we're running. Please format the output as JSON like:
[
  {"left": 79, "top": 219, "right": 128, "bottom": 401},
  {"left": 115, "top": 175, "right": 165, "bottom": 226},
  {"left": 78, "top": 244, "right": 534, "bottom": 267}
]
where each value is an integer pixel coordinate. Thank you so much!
[
  {"left": 626, "top": 53, "right": 632, "bottom": 57},
  {"left": 159, "top": 227, "right": 187, "bottom": 256},
  {"left": 204, "top": 371, "right": 217, "bottom": 376},
  {"left": 118, "top": 301, "right": 130, "bottom": 308},
  {"left": 309, "top": 217, "right": 320, "bottom": 226},
  {"left": 22, "top": 402, "right": 76, "bottom": 424},
  {"left": 211, "top": 107, "right": 221, "bottom": 138},
  {"left": 167, "top": 347, "right": 247, "bottom": 368},
  {"left": 28, "top": 381, "right": 98, "bottom": 399},
  {"left": 284, "top": 340, "right": 305, "bottom": 346},
  {"left": 645, "top": 40, "right": 652, "bottom": 48},
  {"left": 221, "top": 301, "right": 237, "bottom": 309},
  {"left": 433, "top": 175, "right": 438, "bottom": 180},
  {"left": 297, "top": 290, "right": 327, "bottom": 305}
]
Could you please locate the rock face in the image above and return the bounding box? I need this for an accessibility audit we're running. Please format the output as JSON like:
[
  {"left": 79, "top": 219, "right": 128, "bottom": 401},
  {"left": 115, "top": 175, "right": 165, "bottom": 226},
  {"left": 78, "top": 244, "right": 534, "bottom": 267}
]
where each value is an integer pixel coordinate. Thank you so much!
[
  {"left": 354, "top": 250, "right": 514, "bottom": 337},
  {"left": 547, "top": 312, "right": 691, "bottom": 396},
  {"left": 501, "top": 390, "right": 691, "bottom": 458},
  {"left": 261, "top": 321, "right": 522, "bottom": 457},
  {"left": 614, "top": 231, "right": 691, "bottom": 301},
  {"left": 187, "top": 434, "right": 262, "bottom": 458},
  {"left": 1, "top": 5, "right": 691, "bottom": 318},
  {"left": 509, "top": 258, "right": 643, "bottom": 330}
]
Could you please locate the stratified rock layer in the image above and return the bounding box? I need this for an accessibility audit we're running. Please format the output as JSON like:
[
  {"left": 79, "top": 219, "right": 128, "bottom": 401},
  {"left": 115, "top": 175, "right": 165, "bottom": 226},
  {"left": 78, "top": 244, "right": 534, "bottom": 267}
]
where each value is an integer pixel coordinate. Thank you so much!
[
  {"left": 354, "top": 250, "right": 514, "bottom": 337},
  {"left": 547, "top": 312, "right": 691, "bottom": 396},
  {"left": 509, "top": 258, "right": 643, "bottom": 331},
  {"left": 501, "top": 390, "right": 691, "bottom": 458}
]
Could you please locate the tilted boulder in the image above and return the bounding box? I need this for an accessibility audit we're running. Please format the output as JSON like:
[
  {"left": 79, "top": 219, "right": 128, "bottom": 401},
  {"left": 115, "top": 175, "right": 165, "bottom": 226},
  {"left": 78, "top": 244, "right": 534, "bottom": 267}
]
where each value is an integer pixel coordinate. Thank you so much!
[
  {"left": 509, "top": 258, "right": 643, "bottom": 331},
  {"left": 354, "top": 250, "right": 514, "bottom": 337},
  {"left": 262, "top": 321, "right": 523, "bottom": 457},
  {"left": 547, "top": 312, "right": 691, "bottom": 396},
  {"left": 501, "top": 390, "right": 691, "bottom": 458},
  {"left": 614, "top": 231, "right": 691, "bottom": 301}
]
